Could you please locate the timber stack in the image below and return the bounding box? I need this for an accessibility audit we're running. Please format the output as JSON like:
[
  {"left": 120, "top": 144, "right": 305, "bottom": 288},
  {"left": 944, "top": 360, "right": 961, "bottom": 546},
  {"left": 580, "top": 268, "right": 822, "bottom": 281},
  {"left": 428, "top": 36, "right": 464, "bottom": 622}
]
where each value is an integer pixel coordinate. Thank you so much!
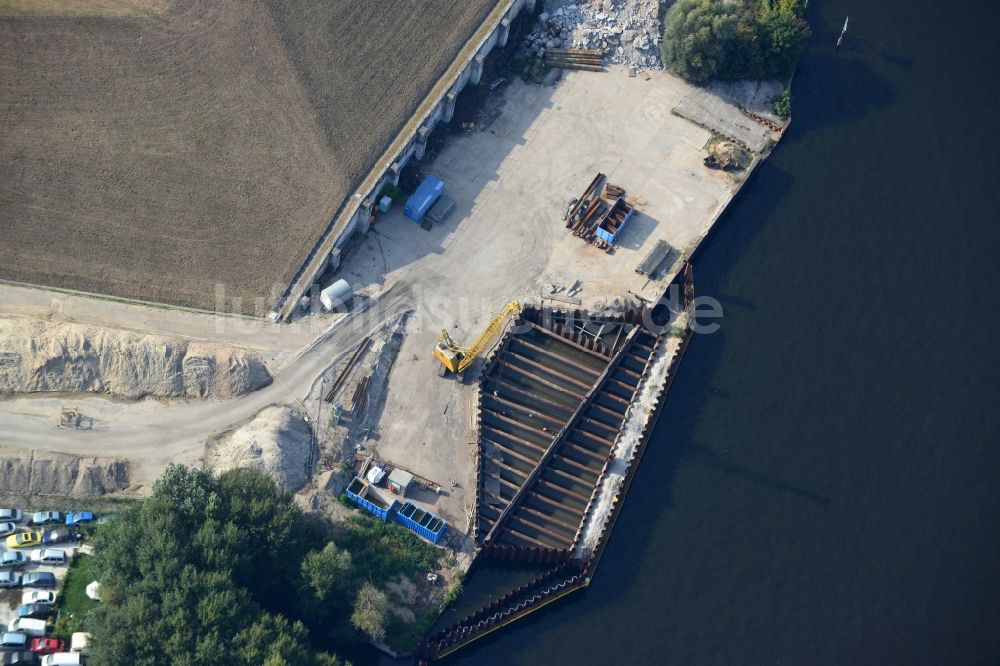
[{"left": 544, "top": 48, "right": 605, "bottom": 71}]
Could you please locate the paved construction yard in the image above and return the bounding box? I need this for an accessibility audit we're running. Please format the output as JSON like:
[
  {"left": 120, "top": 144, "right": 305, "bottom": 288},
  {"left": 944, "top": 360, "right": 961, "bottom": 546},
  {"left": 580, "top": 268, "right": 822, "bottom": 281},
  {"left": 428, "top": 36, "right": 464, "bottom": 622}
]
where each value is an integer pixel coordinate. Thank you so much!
[{"left": 337, "top": 67, "right": 740, "bottom": 529}]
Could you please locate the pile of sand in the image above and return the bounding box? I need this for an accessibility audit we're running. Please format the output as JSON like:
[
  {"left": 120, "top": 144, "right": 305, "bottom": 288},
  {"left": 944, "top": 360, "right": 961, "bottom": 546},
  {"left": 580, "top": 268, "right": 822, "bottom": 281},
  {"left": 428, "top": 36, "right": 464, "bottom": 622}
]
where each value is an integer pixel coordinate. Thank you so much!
[
  {"left": 0, "top": 451, "right": 129, "bottom": 497},
  {"left": 207, "top": 406, "right": 312, "bottom": 493},
  {"left": 0, "top": 317, "right": 271, "bottom": 399}
]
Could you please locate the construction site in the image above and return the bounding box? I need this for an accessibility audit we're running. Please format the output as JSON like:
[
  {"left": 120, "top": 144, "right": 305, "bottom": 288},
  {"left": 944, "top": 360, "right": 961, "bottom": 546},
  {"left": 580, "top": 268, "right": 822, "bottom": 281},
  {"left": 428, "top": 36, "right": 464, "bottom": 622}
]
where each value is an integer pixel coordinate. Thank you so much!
[{"left": 0, "top": 0, "right": 788, "bottom": 659}]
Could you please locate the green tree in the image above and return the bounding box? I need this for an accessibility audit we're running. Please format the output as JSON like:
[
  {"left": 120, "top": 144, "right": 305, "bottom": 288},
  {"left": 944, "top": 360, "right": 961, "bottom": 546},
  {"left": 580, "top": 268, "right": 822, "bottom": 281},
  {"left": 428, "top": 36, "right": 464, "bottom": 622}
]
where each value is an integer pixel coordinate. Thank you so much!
[
  {"left": 153, "top": 464, "right": 217, "bottom": 521},
  {"left": 758, "top": 10, "right": 811, "bottom": 78},
  {"left": 302, "top": 542, "right": 352, "bottom": 601},
  {"left": 235, "top": 612, "right": 343, "bottom": 666},
  {"left": 772, "top": 89, "right": 792, "bottom": 117},
  {"left": 88, "top": 467, "right": 348, "bottom": 665},
  {"left": 662, "top": 0, "right": 810, "bottom": 83},
  {"left": 662, "top": 0, "right": 742, "bottom": 83},
  {"left": 351, "top": 583, "right": 388, "bottom": 643}
]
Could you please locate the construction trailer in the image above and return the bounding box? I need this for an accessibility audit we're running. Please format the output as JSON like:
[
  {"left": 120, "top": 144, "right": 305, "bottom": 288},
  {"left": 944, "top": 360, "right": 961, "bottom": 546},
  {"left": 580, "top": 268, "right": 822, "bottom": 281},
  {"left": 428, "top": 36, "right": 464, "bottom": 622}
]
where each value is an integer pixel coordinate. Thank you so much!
[{"left": 404, "top": 175, "right": 444, "bottom": 223}]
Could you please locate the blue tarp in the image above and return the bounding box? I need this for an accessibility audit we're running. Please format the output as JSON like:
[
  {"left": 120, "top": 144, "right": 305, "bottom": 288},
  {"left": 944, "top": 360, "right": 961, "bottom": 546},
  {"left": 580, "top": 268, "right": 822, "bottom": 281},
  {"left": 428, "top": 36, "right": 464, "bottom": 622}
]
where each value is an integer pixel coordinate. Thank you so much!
[{"left": 404, "top": 175, "right": 444, "bottom": 223}]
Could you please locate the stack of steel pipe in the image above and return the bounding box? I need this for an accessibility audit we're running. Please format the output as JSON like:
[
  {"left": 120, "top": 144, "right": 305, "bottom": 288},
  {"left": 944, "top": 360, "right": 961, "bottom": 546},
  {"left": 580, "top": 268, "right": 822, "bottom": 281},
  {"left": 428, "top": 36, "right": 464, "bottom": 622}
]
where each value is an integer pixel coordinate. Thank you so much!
[{"left": 544, "top": 48, "right": 605, "bottom": 71}]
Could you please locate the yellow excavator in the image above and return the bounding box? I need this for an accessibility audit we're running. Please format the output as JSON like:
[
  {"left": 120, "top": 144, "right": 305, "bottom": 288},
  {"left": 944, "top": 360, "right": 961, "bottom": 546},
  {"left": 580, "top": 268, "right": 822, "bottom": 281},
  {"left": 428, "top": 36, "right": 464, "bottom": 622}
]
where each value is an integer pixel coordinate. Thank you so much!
[{"left": 434, "top": 301, "right": 521, "bottom": 376}]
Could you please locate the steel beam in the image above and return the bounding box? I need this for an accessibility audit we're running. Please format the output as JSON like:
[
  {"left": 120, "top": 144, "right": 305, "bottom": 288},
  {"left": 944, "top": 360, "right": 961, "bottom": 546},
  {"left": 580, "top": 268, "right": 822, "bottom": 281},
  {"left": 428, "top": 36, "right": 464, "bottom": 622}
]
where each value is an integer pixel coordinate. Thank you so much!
[
  {"left": 482, "top": 427, "right": 547, "bottom": 456},
  {"left": 484, "top": 394, "right": 565, "bottom": 427},
  {"left": 513, "top": 337, "right": 601, "bottom": 377},
  {"left": 503, "top": 363, "right": 586, "bottom": 401},
  {"left": 507, "top": 351, "right": 593, "bottom": 391},
  {"left": 484, "top": 376, "right": 576, "bottom": 415},
  {"left": 519, "top": 504, "right": 581, "bottom": 533},
  {"left": 528, "top": 322, "right": 611, "bottom": 360}
]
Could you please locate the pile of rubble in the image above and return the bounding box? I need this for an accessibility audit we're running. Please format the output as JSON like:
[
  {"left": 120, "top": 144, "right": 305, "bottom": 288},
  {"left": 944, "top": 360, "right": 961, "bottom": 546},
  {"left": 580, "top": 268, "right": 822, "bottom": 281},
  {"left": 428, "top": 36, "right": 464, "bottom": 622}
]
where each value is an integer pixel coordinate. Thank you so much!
[{"left": 523, "top": 0, "right": 664, "bottom": 70}]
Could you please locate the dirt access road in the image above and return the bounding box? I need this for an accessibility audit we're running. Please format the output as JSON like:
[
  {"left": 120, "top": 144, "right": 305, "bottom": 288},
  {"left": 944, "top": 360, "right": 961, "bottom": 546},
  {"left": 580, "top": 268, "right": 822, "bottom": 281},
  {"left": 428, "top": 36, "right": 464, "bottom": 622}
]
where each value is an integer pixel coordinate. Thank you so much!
[{"left": 0, "top": 283, "right": 413, "bottom": 488}]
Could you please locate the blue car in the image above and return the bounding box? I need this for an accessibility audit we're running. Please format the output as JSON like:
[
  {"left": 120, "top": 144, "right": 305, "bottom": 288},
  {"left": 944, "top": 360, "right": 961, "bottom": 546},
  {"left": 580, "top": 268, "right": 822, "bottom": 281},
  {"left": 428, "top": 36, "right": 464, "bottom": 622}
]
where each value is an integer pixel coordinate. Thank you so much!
[
  {"left": 16, "top": 603, "right": 51, "bottom": 619},
  {"left": 65, "top": 511, "right": 94, "bottom": 526}
]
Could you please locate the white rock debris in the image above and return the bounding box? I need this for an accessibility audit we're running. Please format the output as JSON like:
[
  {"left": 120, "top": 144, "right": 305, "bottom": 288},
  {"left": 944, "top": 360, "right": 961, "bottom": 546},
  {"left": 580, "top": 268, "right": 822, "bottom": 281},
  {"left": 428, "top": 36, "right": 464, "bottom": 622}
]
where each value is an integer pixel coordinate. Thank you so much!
[
  {"left": 525, "top": 0, "right": 666, "bottom": 70},
  {"left": 207, "top": 406, "right": 313, "bottom": 493}
]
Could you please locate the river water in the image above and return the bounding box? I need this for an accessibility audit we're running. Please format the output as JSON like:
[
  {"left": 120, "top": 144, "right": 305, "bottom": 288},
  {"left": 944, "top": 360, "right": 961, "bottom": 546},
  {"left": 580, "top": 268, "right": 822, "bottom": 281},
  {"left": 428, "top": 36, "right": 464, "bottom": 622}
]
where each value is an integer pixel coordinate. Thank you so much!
[{"left": 371, "top": 0, "right": 1000, "bottom": 663}]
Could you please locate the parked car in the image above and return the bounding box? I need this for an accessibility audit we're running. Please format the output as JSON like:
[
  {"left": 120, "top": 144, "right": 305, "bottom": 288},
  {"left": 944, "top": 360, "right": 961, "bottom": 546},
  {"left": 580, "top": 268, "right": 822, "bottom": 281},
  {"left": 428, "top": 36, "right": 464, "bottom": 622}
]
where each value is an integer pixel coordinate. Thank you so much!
[
  {"left": 31, "top": 638, "right": 64, "bottom": 655},
  {"left": 0, "top": 553, "right": 28, "bottom": 570},
  {"left": 16, "top": 604, "right": 52, "bottom": 620},
  {"left": 64, "top": 512, "right": 93, "bottom": 526},
  {"left": 41, "top": 529, "right": 80, "bottom": 546},
  {"left": 0, "top": 510, "right": 23, "bottom": 523},
  {"left": 0, "top": 573, "right": 19, "bottom": 589},
  {"left": 28, "top": 550, "right": 65, "bottom": 566},
  {"left": 0, "top": 633, "right": 27, "bottom": 651},
  {"left": 41, "top": 654, "right": 83, "bottom": 666},
  {"left": 0, "top": 523, "right": 18, "bottom": 538},
  {"left": 5, "top": 532, "right": 41, "bottom": 549},
  {"left": 21, "top": 591, "right": 55, "bottom": 606},
  {"left": 21, "top": 573, "right": 55, "bottom": 589},
  {"left": 29, "top": 513, "right": 61, "bottom": 527},
  {"left": 7, "top": 619, "right": 46, "bottom": 638},
  {"left": 0, "top": 650, "right": 34, "bottom": 664}
]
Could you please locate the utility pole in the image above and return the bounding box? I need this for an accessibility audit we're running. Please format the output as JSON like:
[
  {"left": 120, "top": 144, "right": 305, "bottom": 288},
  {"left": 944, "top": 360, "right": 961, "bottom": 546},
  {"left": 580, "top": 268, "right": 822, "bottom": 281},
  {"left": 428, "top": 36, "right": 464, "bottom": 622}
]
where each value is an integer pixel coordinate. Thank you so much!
[{"left": 836, "top": 16, "right": 849, "bottom": 49}]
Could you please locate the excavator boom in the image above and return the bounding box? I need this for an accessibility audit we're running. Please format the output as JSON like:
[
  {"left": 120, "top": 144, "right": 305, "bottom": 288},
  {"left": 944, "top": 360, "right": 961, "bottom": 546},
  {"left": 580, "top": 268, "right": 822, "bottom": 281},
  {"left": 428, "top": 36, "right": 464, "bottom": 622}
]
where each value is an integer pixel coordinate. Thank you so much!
[{"left": 433, "top": 301, "right": 521, "bottom": 375}]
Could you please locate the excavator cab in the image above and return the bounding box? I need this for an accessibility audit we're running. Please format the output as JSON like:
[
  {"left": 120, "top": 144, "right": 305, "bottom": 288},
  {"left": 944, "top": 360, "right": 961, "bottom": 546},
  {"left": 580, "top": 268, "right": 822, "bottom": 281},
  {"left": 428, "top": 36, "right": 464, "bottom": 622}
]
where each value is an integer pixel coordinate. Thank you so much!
[{"left": 433, "top": 330, "right": 463, "bottom": 375}]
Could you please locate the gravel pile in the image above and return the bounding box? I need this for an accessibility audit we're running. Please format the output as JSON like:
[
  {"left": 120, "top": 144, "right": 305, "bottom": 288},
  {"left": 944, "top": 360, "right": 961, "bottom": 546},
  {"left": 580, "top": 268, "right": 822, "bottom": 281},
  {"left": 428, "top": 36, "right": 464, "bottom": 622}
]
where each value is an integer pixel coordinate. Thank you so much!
[
  {"left": 0, "top": 317, "right": 271, "bottom": 400},
  {"left": 207, "top": 406, "right": 312, "bottom": 494},
  {"left": 524, "top": 0, "right": 665, "bottom": 69}
]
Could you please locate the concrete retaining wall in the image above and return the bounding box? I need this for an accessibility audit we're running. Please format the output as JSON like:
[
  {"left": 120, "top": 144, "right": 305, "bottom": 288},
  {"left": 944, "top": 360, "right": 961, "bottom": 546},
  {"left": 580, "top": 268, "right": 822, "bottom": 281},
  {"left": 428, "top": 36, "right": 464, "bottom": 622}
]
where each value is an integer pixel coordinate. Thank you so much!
[{"left": 272, "top": 0, "right": 536, "bottom": 321}]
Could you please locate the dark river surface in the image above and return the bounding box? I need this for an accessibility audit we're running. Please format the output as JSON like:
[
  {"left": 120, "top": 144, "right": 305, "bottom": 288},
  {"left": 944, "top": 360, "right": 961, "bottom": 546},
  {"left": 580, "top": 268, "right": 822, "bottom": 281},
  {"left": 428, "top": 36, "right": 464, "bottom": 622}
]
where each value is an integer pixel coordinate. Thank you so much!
[{"left": 368, "top": 0, "right": 1000, "bottom": 663}]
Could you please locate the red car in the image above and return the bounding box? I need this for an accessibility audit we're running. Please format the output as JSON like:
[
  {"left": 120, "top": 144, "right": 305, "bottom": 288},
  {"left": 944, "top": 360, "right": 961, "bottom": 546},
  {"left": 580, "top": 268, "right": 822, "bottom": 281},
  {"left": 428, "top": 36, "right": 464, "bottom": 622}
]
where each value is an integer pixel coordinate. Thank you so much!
[{"left": 31, "top": 637, "right": 64, "bottom": 654}]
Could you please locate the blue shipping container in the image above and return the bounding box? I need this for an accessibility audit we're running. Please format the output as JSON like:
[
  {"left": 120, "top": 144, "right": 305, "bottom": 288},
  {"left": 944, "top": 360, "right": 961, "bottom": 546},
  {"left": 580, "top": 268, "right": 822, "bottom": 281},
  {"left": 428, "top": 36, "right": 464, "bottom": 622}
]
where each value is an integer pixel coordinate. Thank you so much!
[
  {"left": 404, "top": 175, "right": 444, "bottom": 223},
  {"left": 595, "top": 203, "right": 636, "bottom": 245},
  {"left": 345, "top": 477, "right": 397, "bottom": 522},
  {"left": 394, "top": 501, "right": 448, "bottom": 544}
]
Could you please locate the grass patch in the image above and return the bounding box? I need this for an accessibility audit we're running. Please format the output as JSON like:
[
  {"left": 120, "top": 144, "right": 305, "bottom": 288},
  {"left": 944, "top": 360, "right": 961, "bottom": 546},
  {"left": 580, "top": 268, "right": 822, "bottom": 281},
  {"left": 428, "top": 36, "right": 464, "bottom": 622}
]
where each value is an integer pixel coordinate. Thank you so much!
[
  {"left": 336, "top": 514, "right": 437, "bottom": 586},
  {"left": 54, "top": 553, "right": 100, "bottom": 638}
]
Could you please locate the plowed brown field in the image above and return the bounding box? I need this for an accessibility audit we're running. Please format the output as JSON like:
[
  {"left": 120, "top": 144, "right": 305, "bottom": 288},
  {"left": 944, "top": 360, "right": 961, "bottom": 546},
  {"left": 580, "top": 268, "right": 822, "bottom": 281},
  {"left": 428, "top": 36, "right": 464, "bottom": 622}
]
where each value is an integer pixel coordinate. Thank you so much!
[{"left": 0, "top": 0, "right": 498, "bottom": 312}]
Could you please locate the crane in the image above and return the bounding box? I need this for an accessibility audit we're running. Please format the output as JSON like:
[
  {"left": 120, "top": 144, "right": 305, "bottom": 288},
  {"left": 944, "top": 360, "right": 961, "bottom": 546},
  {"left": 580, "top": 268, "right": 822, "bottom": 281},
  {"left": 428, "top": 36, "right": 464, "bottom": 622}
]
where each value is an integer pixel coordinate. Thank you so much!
[{"left": 433, "top": 301, "right": 521, "bottom": 376}]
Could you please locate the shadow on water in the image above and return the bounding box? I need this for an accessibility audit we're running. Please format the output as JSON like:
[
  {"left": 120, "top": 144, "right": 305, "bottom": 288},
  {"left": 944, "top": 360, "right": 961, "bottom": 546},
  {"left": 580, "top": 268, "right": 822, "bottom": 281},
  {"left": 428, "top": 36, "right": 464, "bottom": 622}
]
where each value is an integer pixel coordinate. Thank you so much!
[
  {"left": 681, "top": 439, "right": 832, "bottom": 506},
  {"left": 783, "top": 51, "right": 896, "bottom": 144}
]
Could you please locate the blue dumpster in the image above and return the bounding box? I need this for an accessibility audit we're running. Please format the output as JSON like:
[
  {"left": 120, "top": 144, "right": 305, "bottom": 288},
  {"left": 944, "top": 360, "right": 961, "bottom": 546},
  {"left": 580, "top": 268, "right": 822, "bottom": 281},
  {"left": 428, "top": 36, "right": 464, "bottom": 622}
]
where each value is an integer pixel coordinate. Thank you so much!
[{"left": 345, "top": 477, "right": 397, "bottom": 522}]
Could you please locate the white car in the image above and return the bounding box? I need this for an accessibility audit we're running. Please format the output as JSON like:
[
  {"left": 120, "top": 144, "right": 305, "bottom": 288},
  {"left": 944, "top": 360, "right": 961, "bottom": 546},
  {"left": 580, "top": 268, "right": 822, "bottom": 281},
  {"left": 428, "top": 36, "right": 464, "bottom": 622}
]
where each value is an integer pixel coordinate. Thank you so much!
[
  {"left": 21, "top": 590, "right": 56, "bottom": 605},
  {"left": 0, "top": 510, "right": 22, "bottom": 523},
  {"left": 0, "top": 523, "right": 17, "bottom": 538},
  {"left": 28, "top": 549, "right": 66, "bottom": 566}
]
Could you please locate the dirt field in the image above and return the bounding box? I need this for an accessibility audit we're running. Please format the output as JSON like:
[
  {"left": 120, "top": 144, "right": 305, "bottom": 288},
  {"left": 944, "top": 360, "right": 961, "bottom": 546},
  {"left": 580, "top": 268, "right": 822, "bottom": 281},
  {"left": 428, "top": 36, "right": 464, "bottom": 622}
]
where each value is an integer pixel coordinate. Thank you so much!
[{"left": 0, "top": 0, "right": 498, "bottom": 312}]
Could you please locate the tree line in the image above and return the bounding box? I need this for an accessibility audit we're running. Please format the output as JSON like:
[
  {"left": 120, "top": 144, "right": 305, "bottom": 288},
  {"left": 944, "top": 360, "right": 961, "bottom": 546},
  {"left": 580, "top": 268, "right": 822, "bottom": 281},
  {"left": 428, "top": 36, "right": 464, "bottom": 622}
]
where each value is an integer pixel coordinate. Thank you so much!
[
  {"left": 84, "top": 465, "right": 437, "bottom": 665},
  {"left": 662, "top": 0, "right": 811, "bottom": 83}
]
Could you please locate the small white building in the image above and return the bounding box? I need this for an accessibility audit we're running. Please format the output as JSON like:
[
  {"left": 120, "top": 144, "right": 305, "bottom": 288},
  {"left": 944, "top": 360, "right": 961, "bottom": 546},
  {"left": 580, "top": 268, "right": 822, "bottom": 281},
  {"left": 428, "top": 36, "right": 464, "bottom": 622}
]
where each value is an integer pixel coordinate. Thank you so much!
[{"left": 388, "top": 468, "right": 413, "bottom": 496}]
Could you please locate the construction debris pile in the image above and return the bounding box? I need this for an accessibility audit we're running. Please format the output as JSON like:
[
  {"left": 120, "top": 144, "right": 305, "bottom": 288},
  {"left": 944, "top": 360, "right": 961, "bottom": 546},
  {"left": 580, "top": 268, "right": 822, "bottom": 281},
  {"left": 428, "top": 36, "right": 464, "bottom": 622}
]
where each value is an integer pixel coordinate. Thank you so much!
[
  {"left": 525, "top": 0, "right": 665, "bottom": 69},
  {"left": 563, "top": 173, "right": 637, "bottom": 252}
]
